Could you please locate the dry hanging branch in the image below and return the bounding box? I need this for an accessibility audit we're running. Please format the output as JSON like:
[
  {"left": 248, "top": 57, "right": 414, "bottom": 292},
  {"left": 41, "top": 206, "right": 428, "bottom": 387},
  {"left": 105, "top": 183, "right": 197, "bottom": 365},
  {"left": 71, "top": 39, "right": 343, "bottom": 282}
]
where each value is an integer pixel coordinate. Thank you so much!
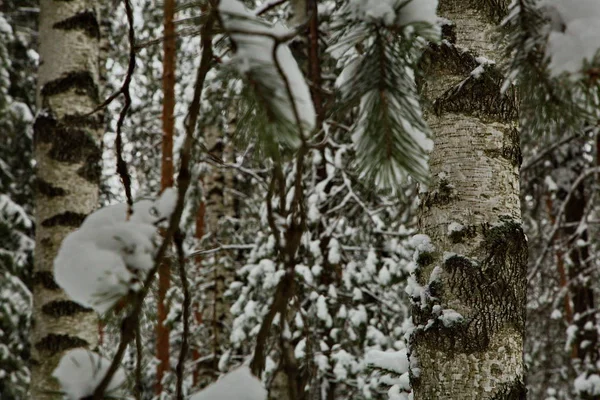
[{"left": 90, "top": 10, "right": 217, "bottom": 398}]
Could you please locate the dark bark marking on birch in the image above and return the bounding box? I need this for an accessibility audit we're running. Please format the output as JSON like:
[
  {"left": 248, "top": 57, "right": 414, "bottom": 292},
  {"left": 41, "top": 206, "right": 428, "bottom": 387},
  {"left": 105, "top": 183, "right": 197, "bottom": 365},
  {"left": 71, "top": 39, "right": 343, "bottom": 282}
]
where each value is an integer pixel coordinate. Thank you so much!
[
  {"left": 441, "top": 21, "right": 457, "bottom": 44},
  {"left": 490, "top": 379, "right": 527, "bottom": 399},
  {"left": 421, "top": 176, "right": 457, "bottom": 209},
  {"left": 40, "top": 71, "right": 99, "bottom": 102},
  {"left": 421, "top": 41, "right": 479, "bottom": 79},
  {"left": 33, "top": 271, "right": 61, "bottom": 290},
  {"left": 483, "top": 127, "right": 522, "bottom": 167},
  {"left": 434, "top": 69, "right": 518, "bottom": 122},
  {"left": 41, "top": 211, "right": 87, "bottom": 227},
  {"left": 448, "top": 224, "right": 478, "bottom": 244},
  {"left": 34, "top": 113, "right": 102, "bottom": 183},
  {"left": 42, "top": 300, "right": 94, "bottom": 317},
  {"left": 413, "top": 221, "right": 527, "bottom": 354},
  {"left": 53, "top": 10, "right": 100, "bottom": 39},
  {"left": 34, "top": 333, "right": 89, "bottom": 354},
  {"left": 36, "top": 178, "right": 67, "bottom": 197}
]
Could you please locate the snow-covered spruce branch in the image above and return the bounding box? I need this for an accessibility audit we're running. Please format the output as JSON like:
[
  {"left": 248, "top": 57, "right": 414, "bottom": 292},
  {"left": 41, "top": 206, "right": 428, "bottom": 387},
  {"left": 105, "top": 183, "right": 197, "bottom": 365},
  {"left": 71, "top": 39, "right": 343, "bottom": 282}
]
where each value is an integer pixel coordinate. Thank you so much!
[{"left": 88, "top": 10, "right": 218, "bottom": 399}]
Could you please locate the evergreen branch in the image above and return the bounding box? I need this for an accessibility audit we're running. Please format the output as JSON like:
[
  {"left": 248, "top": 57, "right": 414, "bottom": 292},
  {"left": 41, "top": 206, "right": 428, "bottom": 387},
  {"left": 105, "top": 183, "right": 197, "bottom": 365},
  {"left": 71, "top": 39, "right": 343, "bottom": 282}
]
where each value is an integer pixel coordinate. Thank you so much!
[{"left": 335, "top": 25, "right": 433, "bottom": 187}]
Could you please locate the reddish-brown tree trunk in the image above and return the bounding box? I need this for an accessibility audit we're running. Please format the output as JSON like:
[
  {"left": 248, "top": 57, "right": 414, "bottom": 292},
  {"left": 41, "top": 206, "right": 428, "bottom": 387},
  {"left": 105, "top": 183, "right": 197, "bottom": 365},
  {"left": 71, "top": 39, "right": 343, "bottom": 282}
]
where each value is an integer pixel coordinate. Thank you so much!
[{"left": 156, "top": 0, "right": 176, "bottom": 393}]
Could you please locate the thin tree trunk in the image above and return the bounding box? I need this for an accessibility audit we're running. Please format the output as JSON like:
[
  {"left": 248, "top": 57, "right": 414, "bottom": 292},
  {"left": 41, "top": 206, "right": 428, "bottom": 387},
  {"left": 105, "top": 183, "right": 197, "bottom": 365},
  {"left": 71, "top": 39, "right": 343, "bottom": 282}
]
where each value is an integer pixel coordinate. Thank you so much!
[
  {"left": 411, "top": 1, "right": 527, "bottom": 398},
  {"left": 192, "top": 199, "right": 206, "bottom": 386},
  {"left": 156, "top": 0, "right": 176, "bottom": 393},
  {"left": 196, "top": 123, "right": 235, "bottom": 387},
  {"left": 31, "top": 0, "right": 102, "bottom": 397}
]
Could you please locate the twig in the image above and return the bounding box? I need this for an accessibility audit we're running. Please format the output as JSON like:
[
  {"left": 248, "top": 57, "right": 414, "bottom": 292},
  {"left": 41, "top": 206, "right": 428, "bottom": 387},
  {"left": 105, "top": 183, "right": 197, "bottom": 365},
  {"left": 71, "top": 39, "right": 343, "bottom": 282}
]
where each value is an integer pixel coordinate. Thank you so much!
[
  {"left": 521, "top": 134, "right": 578, "bottom": 171},
  {"left": 90, "top": 10, "right": 217, "bottom": 398},
  {"left": 528, "top": 167, "right": 600, "bottom": 281},
  {"left": 92, "top": 0, "right": 136, "bottom": 209},
  {"left": 256, "top": 0, "right": 289, "bottom": 16},
  {"left": 186, "top": 244, "right": 256, "bottom": 259},
  {"left": 175, "top": 231, "right": 190, "bottom": 400}
]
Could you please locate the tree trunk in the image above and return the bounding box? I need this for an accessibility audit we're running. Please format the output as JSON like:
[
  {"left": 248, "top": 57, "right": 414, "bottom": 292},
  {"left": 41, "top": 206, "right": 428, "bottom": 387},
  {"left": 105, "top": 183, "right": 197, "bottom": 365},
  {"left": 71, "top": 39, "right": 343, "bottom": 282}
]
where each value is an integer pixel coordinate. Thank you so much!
[
  {"left": 195, "top": 123, "right": 235, "bottom": 387},
  {"left": 410, "top": 1, "right": 527, "bottom": 399},
  {"left": 156, "top": 0, "right": 176, "bottom": 393},
  {"left": 31, "top": 0, "right": 102, "bottom": 398}
]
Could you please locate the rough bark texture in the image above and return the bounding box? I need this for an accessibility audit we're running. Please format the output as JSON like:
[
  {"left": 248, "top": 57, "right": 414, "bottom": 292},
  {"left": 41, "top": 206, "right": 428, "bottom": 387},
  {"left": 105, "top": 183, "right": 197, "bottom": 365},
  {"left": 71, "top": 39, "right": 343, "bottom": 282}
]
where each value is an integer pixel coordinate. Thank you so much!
[
  {"left": 31, "top": 0, "right": 102, "bottom": 398},
  {"left": 410, "top": 1, "right": 527, "bottom": 399},
  {"left": 156, "top": 0, "right": 176, "bottom": 393}
]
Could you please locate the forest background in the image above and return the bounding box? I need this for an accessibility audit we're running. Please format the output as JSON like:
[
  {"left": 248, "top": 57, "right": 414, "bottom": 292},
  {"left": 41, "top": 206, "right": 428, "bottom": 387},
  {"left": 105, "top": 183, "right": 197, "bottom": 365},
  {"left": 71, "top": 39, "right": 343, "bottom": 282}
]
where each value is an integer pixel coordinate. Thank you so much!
[{"left": 1, "top": 0, "right": 600, "bottom": 399}]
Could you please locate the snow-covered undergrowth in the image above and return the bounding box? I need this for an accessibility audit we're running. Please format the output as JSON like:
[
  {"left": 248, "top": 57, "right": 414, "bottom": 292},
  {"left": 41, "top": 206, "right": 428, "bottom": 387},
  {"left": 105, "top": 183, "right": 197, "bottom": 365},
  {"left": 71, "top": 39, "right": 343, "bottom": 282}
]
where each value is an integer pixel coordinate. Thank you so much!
[{"left": 53, "top": 189, "right": 176, "bottom": 314}]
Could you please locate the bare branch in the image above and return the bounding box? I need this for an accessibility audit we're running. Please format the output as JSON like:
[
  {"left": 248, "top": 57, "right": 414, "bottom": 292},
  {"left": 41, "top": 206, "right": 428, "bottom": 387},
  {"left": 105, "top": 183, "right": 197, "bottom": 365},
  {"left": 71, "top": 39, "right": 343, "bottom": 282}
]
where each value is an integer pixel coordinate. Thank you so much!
[{"left": 90, "top": 9, "right": 217, "bottom": 398}]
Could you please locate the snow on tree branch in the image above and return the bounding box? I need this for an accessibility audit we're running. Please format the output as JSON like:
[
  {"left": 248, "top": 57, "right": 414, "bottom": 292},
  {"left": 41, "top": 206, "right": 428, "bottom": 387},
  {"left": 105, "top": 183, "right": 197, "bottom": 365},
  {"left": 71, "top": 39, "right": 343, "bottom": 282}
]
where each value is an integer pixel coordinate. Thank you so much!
[
  {"left": 52, "top": 349, "right": 127, "bottom": 399},
  {"left": 189, "top": 366, "right": 267, "bottom": 400},
  {"left": 219, "top": 0, "right": 316, "bottom": 148},
  {"left": 541, "top": 0, "right": 600, "bottom": 77},
  {"left": 53, "top": 189, "right": 177, "bottom": 314}
]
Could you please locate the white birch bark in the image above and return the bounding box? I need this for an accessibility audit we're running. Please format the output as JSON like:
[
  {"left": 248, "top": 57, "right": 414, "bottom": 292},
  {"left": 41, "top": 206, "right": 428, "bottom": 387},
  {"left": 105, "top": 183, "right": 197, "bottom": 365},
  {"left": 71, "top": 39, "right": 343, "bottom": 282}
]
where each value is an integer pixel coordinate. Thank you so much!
[
  {"left": 31, "top": 0, "right": 102, "bottom": 397},
  {"left": 196, "top": 123, "right": 236, "bottom": 387},
  {"left": 409, "top": 1, "right": 527, "bottom": 399}
]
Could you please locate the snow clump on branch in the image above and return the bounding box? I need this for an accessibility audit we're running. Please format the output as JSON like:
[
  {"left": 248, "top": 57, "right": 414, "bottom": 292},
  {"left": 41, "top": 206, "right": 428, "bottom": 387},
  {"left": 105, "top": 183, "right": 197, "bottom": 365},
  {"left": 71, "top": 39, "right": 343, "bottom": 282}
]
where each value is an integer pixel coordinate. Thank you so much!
[
  {"left": 52, "top": 349, "right": 127, "bottom": 399},
  {"left": 189, "top": 366, "right": 267, "bottom": 400},
  {"left": 346, "top": 0, "right": 438, "bottom": 26},
  {"left": 53, "top": 188, "right": 177, "bottom": 314},
  {"left": 541, "top": 0, "right": 600, "bottom": 76},
  {"left": 219, "top": 0, "right": 316, "bottom": 140}
]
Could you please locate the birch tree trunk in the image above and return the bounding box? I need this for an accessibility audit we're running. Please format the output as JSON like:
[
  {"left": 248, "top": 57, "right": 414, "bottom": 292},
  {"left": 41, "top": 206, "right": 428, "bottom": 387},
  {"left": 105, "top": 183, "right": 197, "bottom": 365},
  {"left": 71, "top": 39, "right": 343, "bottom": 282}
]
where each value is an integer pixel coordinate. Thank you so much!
[
  {"left": 410, "top": 1, "right": 527, "bottom": 398},
  {"left": 31, "top": 0, "right": 102, "bottom": 397},
  {"left": 195, "top": 123, "right": 235, "bottom": 387}
]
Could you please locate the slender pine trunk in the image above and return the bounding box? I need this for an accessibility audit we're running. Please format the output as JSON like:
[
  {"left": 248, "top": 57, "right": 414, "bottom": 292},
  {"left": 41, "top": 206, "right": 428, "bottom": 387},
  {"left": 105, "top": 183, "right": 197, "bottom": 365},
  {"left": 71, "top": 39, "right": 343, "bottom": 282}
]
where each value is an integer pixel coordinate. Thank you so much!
[{"left": 156, "top": 0, "right": 176, "bottom": 393}]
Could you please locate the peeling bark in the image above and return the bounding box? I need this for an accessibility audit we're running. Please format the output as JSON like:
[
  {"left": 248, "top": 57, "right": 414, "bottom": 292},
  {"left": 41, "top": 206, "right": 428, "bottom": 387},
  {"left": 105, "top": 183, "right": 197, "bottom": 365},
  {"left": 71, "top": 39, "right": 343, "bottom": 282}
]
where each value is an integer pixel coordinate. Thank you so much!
[
  {"left": 31, "top": 0, "right": 102, "bottom": 397},
  {"left": 410, "top": 1, "right": 526, "bottom": 399}
]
